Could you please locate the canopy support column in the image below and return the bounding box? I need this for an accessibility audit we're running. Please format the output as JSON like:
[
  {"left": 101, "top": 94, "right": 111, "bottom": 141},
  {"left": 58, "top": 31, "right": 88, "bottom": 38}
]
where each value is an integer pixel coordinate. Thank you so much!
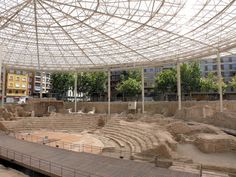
[
  {"left": 0, "top": 47, "right": 2, "bottom": 107},
  {"left": 74, "top": 72, "right": 78, "bottom": 112},
  {"left": 141, "top": 68, "right": 145, "bottom": 113},
  {"left": 217, "top": 50, "right": 223, "bottom": 112},
  {"left": 108, "top": 69, "right": 111, "bottom": 116},
  {"left": 40, "top": 71, "right": 43, "bottom": 99},
  {"left": 177, "top": 61, "right": 181, "bottom": 110},
  {"left": 2, "top": 65, "right": 5, "bottom": 107}
]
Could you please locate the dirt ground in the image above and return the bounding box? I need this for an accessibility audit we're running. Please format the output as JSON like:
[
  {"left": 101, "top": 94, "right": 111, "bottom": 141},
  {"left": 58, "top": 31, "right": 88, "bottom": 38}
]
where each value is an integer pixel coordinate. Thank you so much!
[
  {"left": 177, "top": 144, "right": 236, "bottom": 169},
  {"left": 0, "top": 165, "right": 28, "bottom": 177},
  {"left": 20, "top": 130, "right": 104, "bottom": 154}
]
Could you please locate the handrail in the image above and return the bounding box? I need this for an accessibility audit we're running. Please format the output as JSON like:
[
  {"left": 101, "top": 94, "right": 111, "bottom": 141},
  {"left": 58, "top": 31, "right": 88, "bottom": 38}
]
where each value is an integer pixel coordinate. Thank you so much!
[{"left": 0, "top": 145, "right": 104, "bottom": 177}]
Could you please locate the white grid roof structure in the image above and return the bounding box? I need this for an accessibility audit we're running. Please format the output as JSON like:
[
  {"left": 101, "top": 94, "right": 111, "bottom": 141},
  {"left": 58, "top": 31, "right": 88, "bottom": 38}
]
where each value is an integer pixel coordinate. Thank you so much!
[{"left": 0, "top": 0, "right": 236, "bottom": 71}]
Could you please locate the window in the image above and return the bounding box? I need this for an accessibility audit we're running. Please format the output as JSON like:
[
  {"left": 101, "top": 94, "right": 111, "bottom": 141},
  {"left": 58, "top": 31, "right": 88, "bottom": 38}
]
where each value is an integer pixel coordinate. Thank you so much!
[
  {"left": 15, "top": 83, "right": 20, "bottom": 88},
  {"left": 22, "top": 77, "right": 26, "bottom": 82},
  {"left": 16, "top": 70, "right": 21, "bottom": 75},
  {"left": 9, "top": 69, "right": 14, "bottom": 74},
  {"left": 232, "top": 64, "right": 236, "bottom": 70},
  {"left": 16, "top": 77, "right": 20, "bottom": 81},
  {"left": 9, "top": 76, "right": 13, "bottom": 81},
  {"left": 22, "top": 84, "right": 26, "bottom": 88},
  {"left": 9, "top": 83, "right": 13, "bottom": 87}
]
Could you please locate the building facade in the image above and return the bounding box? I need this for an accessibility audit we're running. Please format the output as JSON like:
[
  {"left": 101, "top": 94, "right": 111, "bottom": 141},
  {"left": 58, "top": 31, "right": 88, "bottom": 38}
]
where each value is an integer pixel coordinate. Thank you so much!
[
  {"left": 6, "top": 69, "right": 34, "bottom": 98},
  {"left": 33, "top": 72, "right": 51, "bottom": 95},
  {"left": 200, "top": 55, "right": 236, "bottom": 86},
  {"left": 109, "top": 55, "right": 236, "bottom": 97}
]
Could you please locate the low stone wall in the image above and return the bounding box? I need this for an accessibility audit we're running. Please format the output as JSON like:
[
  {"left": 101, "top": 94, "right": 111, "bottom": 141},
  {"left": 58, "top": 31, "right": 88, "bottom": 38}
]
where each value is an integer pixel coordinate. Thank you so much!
[
  {"left": 65, "top": 100, "right": 236, "bottom": 115},
  {"left": 23, "top": 100, "right": 64, "bottom": 116}
]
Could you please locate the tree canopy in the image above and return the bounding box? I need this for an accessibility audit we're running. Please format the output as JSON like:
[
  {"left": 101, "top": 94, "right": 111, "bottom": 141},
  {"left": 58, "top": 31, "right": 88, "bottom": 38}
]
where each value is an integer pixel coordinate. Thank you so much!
[
  {"left": 155, "top": 68, "right": 177, "bottom": 93},
  {"left": 181, "top": 62, "right": 201, "bottom": 93},
  {"left": 51, "top": 72, "right": 74, "bottom": 99},
  {"left": 229, "top": 75, "right": 236, "bottom": 89},
  {"left": 77, "top": 72, "right": 107, "bottom": 100},
  {"left": 200, "top": 72, "right": 227, "bottom": 93},
  {"left": 155, "top": 62, "right": 201, "bottom": 94},
  {"left": 116, "top": 69, "right": 141, "bottom": 100}
]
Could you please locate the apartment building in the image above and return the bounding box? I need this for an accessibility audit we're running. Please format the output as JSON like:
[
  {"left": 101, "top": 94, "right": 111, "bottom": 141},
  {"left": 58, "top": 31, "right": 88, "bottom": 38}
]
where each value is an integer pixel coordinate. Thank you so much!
[
  {"left": 6, "top": 73, "right": 28, "bottom": 97},
  {"left": 6, "top": 69, "right": 34, "bottom": 98},
  {"left": 34, "top": 72, "right": 51, "bottom": 94},
  {"left": 109, "top": 56, "right": 236, "bottom": 96},
  {"left": 200, "top": 56, "right": 236, "bottom": 82}
]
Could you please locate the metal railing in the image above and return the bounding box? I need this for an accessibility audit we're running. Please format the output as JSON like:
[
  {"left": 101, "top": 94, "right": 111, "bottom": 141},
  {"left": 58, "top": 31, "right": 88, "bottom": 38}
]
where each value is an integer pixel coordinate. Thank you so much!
[
  {"left": 11, "top": 133, "right": 134, "bottom": 159},
  {"left": 13, "top": 133, "right": 103, "bottom": 154},
  {"left": 3, "top": 134, "right": 204, "bottom": 177},
  {"left": 0, "top": 145, "right": 103, "bottom": 177}
]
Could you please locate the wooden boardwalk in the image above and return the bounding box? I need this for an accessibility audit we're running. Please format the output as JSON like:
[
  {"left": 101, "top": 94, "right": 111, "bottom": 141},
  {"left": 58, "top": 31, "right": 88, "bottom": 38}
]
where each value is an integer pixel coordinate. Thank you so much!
[{"left": 0, "top": 134, "right": 199, "bottom": 177}]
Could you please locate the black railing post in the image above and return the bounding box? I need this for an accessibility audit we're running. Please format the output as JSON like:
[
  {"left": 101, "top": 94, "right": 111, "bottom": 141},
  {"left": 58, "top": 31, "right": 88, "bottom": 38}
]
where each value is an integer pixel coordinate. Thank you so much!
[
  {"left": 199, "top": 164, "right": 202, "bottom": 177},
  {"left": 49, "top": 162, "right": 51, "bottom": 173}
]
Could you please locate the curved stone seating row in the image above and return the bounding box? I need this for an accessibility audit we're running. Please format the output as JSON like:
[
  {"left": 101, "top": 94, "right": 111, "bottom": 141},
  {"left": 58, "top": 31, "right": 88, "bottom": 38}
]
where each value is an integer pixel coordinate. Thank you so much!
[
  {"left": 107, "top": 120, "right": 160, "bottom": 146},
  {"left": 100, "top": 120, "right": 163, "bottom": 154},
  {"left": 103, "top": 130, "right": 142, "bottom": 152},
  {"left": 111, "top": 122, "right": 177, "bottom": 151},
  {"left": 103, "top": 128, "right": 150, "bottom": 151},
  {"left": 6, "top": 117, "right": 99, "bottom": 132},
  {"left": 104, "top": 134, "right": 134, "bottom": 152},
  {"left": 104, "top": 125, "right": 156, "bottom": 149}
]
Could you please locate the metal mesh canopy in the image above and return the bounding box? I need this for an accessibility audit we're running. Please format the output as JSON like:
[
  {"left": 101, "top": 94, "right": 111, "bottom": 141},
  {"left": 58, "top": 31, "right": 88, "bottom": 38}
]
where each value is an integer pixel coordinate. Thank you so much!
[{"left": 1, "top": 0, "right": 236, "bottom": 71}]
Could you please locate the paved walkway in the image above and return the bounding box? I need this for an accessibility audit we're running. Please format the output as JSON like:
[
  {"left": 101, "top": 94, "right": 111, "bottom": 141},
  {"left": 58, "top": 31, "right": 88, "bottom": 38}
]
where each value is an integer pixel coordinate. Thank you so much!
[{"left": 0, "top": 135, "right": 198, "bottom": 177}]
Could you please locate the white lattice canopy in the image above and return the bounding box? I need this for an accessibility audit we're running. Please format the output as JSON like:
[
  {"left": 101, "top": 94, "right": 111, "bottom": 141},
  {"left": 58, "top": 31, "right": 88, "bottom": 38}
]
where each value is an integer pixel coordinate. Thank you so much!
[{"left": 1, "top": 0, "right": 236, "bottom": 71}]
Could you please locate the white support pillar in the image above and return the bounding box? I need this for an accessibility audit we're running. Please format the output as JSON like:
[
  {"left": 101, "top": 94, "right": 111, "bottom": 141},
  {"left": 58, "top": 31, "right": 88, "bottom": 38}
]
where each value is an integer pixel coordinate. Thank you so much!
[
  {"left": 141, "top": 68, "right": 145, "bottom": 113},
  {"left": 74, "top": 72, "right": 78, "bottom": 112},
  {"left": 177, "top": 62, "right": 181, "bottom": 110},
  {"left": 2, "top": 65, "right": 5, "bottom": 107},
  {"left": 108, "top": 69, "right": 111, "bottom": 116},
  {"left": 40, "top": 71, "right": 43, "bottom": 99},
  {"left": 216, "top": 51, "right": 223, "bottom": 112}
]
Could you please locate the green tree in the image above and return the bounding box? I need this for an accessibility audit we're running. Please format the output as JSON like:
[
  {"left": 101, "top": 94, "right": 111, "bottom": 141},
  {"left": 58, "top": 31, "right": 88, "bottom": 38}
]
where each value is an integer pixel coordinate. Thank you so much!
[
  {"left": 155, "top": 68, "right": 177, "bottom": 93},
  {"left": 77, "top": 72, "right": 107, "bottom": 101},
  {"left": 200, "top": 72, "right": 227, "bottom": 93},
  {"left": 229, "top": 75, "right": 236, "bottom": 89},
  {"left": 116, "top": 69, "right": 141, "bottom": 100},
  {"left": 181, "top": 62, "right": 201, "bottom": 93},
  {"left": 155, "top": 62, "right": 201, "bottom": 94},
  {"left": 116, "top": 78, "right": 141, "bottom": 100},
  {"left": 120, "top": 70, "right": 141, "bottom": 81},
  {"left": 88, "top": 72, "right": 107, "bottom": 101},
  {"left": 51, "top": 72, "right": 74, "bottom": 99},
  {"left": 77, "top": 72, "right": 92, "bottom": 99}
]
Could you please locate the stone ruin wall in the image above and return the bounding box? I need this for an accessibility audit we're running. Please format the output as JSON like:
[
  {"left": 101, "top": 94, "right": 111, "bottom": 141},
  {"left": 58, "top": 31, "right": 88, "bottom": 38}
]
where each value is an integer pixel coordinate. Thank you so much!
[{"left": 65, "top": 100, "right": 236, "bottom": 116}]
